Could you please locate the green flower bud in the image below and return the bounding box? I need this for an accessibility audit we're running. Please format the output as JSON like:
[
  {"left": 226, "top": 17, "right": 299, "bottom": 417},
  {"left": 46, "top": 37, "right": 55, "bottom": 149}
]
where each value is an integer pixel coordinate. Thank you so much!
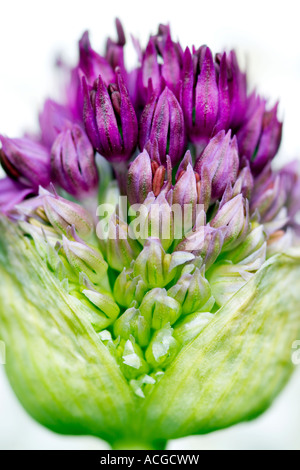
[
  {"left": 113, "top": 306, "right": 151, "bottom": 348},
  {"left": 139, "top": 288, "right": 182, "bottom": 330},
  {"left": 133, "top": 238, "right": 194, "bottom": 288},
  {"left": 107, "top": 213, "right": 141, "bottom": 272},
  {"left": 62, "top": 236, "right": 110, "bottom": 290},
  {"left": 145, "top": 324, "right": 179, "bottom": 369},
  {"left": 113, "top": 268, "right": 148, "bottom": 308},
  {"left": 40, "top": 187, "right": 94, "bottom": 238},
  {"left": 70, "top": 289, "right": 119, "bottom": 331},
  {"left": 117, "top": 337, "right": 149, "bottom": 380},
  {"left": 168, "top": 267, "right": 215, "bottom": 315}
]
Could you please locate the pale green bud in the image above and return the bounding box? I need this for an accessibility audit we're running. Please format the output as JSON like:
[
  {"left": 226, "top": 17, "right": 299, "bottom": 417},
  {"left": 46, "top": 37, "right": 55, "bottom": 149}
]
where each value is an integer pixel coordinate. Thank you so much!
[
  {"left": 107, "top": 213, "right": 141, "bottom": 272},
  {"left": 62, "top": 236, "right": 110, "bottom": 290},
  {"left": 113, "top": 306, "right": 151, "bottom": 347},
  {"left": 168, "top": 267, "right": 215, "bottom": 315},
  {"left": 133, "top": 238, "right": 194, "bottom": 288},
  {"left": 145, "top": 324, "right": 179, "bottom": 369},
  {"left": 70, "top": 289, "right": 119, "bottom": 331},
  {"left": 40, "top": 187, "right": 94, "bottom": 238},
  {"left": 139, "top": 288, "right": 182, "bottom": 330},
  {"left": 113, "top": 268, "right": 147, "bottom": 308},
  {"left": 117, "top": 337, "right": 149, "bottom": 380}
]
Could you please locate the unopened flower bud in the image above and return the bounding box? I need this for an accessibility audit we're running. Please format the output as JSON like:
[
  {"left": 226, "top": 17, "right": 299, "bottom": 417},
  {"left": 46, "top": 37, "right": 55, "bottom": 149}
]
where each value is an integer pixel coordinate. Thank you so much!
[
  {"left": 211, "top": 194, "right": 250, "bottom": 251},
  {"left": 62, "top": 235, "right": 109, "bottom": 289},
  {"left": 117, "top": 338, "right": 149, "bottom": 380},
  {"left": 113, "top": 306, "right": 151, "bottom": 348},
  {"left": 40, "top": 188, "right": 94, "bottom": 238},
  {"left": 145, "top": 324, "right": 179, "bottom": 369},
  {"left": 83, "top": 70, "right": 138, "bottom": 162},
  {"left": 194, "top": 130, "right": 239, "bottom": 204},
  {"left": 139, "top": 288, "right": 182, "bottom": 330},
  {"left": 113, "top": 268, "right": 148, "bottom": 308},
  {"left": 0, "top": 136, "right": 51, "bottom": 190},
  {"left": 175, "top": 225, "right": 226, "bottom": 270},
  {"left": 168, "top": 267, "right": 215, "bottom": 315},
  {"left": 51, "top": 124, "right": 99, "bottom": 197},
  {"left": 139, "top": 87, "right": 185, "bottom": 166},
  {"left": 106, "top": 213, "right": 141, "bottom": 272},
  {"left": 133, "top": 238, "right": 194, "bottom": 288}
]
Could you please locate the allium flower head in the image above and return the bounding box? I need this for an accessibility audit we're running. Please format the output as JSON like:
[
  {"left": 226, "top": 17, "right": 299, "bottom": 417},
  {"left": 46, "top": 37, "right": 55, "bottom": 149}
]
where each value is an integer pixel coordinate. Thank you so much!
[{"left": 0, "top": 20, "right": 299, "bottom": 451}]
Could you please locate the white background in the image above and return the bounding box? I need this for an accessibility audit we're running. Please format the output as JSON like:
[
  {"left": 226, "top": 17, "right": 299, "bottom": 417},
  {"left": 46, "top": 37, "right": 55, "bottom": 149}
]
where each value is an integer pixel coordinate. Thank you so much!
[{"left": 0, "top": 0, "right": 300, "bottom": 450}]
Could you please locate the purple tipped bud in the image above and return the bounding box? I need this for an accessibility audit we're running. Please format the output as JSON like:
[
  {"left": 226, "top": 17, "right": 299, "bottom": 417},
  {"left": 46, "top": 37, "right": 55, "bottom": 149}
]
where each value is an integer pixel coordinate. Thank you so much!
[
  {"left": 83, "top": 71, "right": 138, "bottom": 162},
  {"left": 51, "top": 123, "right": 99, "bottom": 197},
  {"left": 39, "top": 99, "right": 74, "bottom": 149},
  {"left": 0, "top": 136, "right": 51, "bottom": 190},
  {"left": 62, "top": 235, "right": 108, "bottom": 287},
  {"left": 140, "top": 38, "right": 162, "bottom": 103},
  {"left": 250, "top": 165, "right": 289, "bottom": 223},
  {"left": 251, "top": 103, "right": 283, "bottom": 174},
  {"left": 39, "top": 188, "right": 94, "bottom": 238},
  {"left": 175, "top": 225, "right": 226, "bottom": 270},
  {"left": 182, "top": 46, "right": 218, "bottom": 146},
  {"left": 105, "top": 19, "right": 126, "bottom": 78},
  {"left": 173, "top": 161, "right": 198, "bottom": 224},
  {"left": 211, "top": 194, "right": 250, "bottom": 251},
  {"left": 79, "top": 31, "right": 115, "bottom": 86},
  {"left": 236, "top": 95, "right": 265, "bottom": 160},
  {"left": 233, "top": 159, "right": 254, "bottom": 200},
  {"left": 127, "top": 150, "right": 153, "bottom": 205},
  {"left": 225, "top": 50, "right": 247, "bottom": 129},
  {"left": 194, "top": 130, "right": 239, "bottom": 204},
  {"left": 127, "top": 150, "right": 172, "bottom": 206},
  {"left": 139, "top": 87, "right": 185, "bottom": 166}
]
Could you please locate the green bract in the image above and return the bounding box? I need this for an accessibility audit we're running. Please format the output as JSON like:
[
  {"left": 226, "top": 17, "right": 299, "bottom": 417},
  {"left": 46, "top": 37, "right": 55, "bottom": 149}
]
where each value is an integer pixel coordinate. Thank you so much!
[{"left": 1, "top": 217, "right": 300, "bottom": 449}]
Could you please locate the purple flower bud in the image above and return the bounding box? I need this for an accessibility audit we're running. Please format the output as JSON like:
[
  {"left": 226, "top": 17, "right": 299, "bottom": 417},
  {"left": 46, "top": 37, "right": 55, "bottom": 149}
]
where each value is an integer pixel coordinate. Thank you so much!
[
  {"left": 83, "top": 70, "right": 138, "bottom": 162},
  {"left": 139, "top": 87, "right": 185, "bottom": 166},
  {"left": 39, "top": 99, "right": 74, "bottom": 149},
  {"left": 127, "top": 150, "right": 153, "bottom": 205},
  {"left": 194, "top": 130, "right": 239, "bottom": 204},
  {"left": 0, "top": 136, "right": 51, "bottom": 190},
  {"left": 127, "top": 150, "right": 172, "bottom": 205},
  {"left": 182, "top": 46, "right": 218, "bottom": 147},
  {"left": 237, "top": 97, "right": 282, "bottom": 174},
  {"left": 175, "top": 225, "right": 226, "bottom": 270},
  {"left": 233, "top": 159, "right": 254, "bottom": 200},
  {"left": 51, "top": 123, "right": 99, "bottom": 198},
  {"left": 223, "top": 50, "right": 247, "bottom": 129},
  {"left": 250, "top": 164, "right": 288, "bottom": 223},
  {"left": 173, "top": 160, "right": 199, "bottom": 224},
  {"left": 0, "top": 177, "right": 33, "bottom": 215},
  {"left": 79, "top": 31, "right": 115, "bottom": 86},
  {"left": 140, "top": 38, "right": 162, "bottom": 103},
  {"left": 105, "top": 18, "right": 126, "bottom": 78},
  {"left": 251, "top": 103, "right": 283, "bottom": 174},
  {"left": 211, "top": 194, "right": 250, "bottom": 251}
]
